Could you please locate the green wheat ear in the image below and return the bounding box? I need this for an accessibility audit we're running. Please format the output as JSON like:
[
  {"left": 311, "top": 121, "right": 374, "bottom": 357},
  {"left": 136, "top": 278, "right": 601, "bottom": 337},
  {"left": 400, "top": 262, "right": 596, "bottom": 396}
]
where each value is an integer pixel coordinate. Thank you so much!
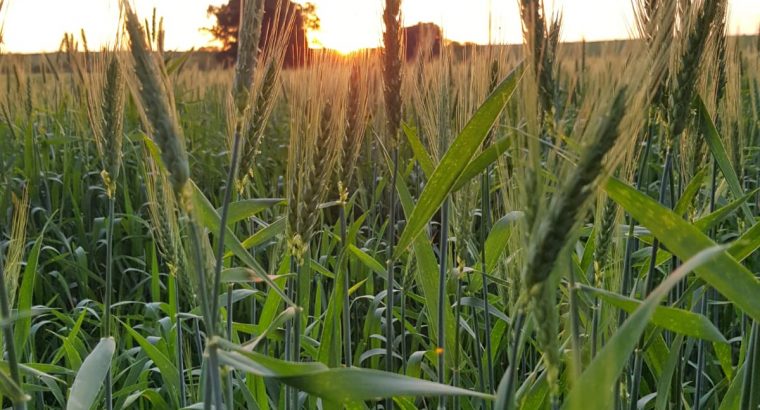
[
  {"left": 523, "top": 87, "right": 627, "bottom": 396},
  {"left": 4, "top": 188, "right": 28, "bottom": 308},
  {"left": 123, "top": 1, "right": 189, "bottom": 193},
  {"left": 342, "top": 61, "right": 370, "bottom": 188},
  {"left": 231, "top": 0, "right": 265, "bottom": 116},
  {"left": 383, "top": 0, "right": 402, "bottom": 145},
  {"left": 101, "top": 56, "right": 126, "bottom": 188}
]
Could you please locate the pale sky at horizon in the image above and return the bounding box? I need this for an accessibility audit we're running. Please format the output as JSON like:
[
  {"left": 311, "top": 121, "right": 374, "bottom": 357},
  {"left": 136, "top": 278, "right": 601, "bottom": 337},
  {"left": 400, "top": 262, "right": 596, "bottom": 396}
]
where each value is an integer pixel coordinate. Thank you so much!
[{"left": 1, "top": 0, "right": 759, "bottom": 54}]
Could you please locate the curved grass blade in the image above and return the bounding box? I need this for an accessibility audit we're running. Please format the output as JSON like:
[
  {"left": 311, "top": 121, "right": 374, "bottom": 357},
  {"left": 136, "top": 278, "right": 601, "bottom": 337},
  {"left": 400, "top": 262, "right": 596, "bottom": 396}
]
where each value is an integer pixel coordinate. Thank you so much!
[
  {"left": 394, "top": 63, "right": 523, "bottom": 257},
  {"left": 121, "top": 322, "right": 180, "bottom": 400},
  {"left": 564, "top": 245, "right": 727, "bottom": 410},
  {"left": 14, "top": 231, "right": 44, "bottom": 356},
  {"left": 674, "top": 167, "right": 708, "bottom": 216},
  {"left": 242, "top": 307, "right": 297, "bottom": 352},
  {"left": 743, "top": 323, "right": 760, "bottom": 408},
  {"left": 402, "top": 121, "right": 513, "bottom": 193},
  {"left": 654, "top": 335, "right": 684, "bottom": 410},
  {"left": 696, "top": 94, "right": 754, "bottom": 224},
  {"left": 220, "top": 268, "right": 290, "bottom": 284},
  {"left": 452, "top": 135, "right": 512, "bottom": 192},
  {"left": 579, "top": 285, "right": 727, "bottom": 343},
  {"left": 605, "top": 177, "right": 760, "bottom": 322},
  {"left": 402, "top": 123, "right": 435, "bottom": 177},
  {"left": 216, "top": 345, "right": 328, "bottom": 378},
  {"left": 188, "top": 180, "right": 294, "bottom": 306},
  {"left": 376, "top": 138, "right": 459, "bottom": 369},
  {"left": 719, "top": 364, "right": 746, "bottom": 410},
  {"left": 348, "top": 244, "right": 385, "bottom": 275},
  {"left": 284, "top": 368, "right": 493, "bottom": 403},
  {"left": 231, "top": 217, "right": 286, "bottom": 256},
  {"left": 66, "top": 337, "right": 115, "bottom": 410},
  {"left": 316, "top": 263, "right": 346, "bottom": 366},
  {"left": 0, "top": 367, "right": 28, "bottom": 405},
  {"left": 216, "top": 344, "right": 493, "bottom": 403},
  {"left": 694, "top": 188, "right": 760, "bottom": 232},
  {"left": 485, "top": 211, "right": 523, "bottom": 273},
  {"left": 218, "top": 198, "right": 285, "bottom": 226},
  {"left": 729, "top": 221, "right": 760, "bottom": 262}
]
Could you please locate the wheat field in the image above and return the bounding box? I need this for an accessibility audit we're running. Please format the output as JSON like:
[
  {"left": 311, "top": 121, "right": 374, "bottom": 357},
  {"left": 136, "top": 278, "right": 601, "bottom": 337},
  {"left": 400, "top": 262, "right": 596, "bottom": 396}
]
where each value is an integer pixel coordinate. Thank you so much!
[{"left": 0, "top": 0, "right": 759, "bottom": 409}]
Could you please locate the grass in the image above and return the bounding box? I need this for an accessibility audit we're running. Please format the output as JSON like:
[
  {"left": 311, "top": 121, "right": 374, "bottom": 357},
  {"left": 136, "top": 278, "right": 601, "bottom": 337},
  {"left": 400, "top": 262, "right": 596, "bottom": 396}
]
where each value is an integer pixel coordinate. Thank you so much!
[{"left": 1, "top": 0, "right": 760, "bottom": 408}]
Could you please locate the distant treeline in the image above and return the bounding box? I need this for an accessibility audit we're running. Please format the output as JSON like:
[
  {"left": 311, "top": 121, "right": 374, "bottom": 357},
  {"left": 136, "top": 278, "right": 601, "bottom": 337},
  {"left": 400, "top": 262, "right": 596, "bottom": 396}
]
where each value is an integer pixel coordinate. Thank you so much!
[{"left": 6, "top": 34, "right": 759, "bottom": 75}]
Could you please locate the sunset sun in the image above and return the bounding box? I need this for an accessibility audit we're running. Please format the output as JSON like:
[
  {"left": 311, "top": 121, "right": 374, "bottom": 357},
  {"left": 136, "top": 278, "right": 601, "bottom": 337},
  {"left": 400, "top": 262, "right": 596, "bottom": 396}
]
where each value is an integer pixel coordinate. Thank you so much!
[{"left": 2, "top": 0, "right": 757, "bottom": 54}]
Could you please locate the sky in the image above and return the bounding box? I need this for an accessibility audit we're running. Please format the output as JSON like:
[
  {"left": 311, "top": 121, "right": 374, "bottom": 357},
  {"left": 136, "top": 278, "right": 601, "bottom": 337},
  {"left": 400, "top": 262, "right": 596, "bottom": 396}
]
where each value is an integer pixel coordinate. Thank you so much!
[{"left": 1, "top": 0, "right": 759, "bottom": 54}]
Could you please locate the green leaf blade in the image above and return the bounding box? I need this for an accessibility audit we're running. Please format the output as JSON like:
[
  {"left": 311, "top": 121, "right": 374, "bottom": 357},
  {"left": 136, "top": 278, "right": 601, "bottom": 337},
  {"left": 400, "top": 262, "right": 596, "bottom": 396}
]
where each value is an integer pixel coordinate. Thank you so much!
[
  {"left": 394, "top": 64, "right": 523, "bottom": 256},
  {"left": 66, "top": 337, "right": 116, "bottom": 410},
  {"left": 605, "top": 177, "right": 760, "bottom": 322}
]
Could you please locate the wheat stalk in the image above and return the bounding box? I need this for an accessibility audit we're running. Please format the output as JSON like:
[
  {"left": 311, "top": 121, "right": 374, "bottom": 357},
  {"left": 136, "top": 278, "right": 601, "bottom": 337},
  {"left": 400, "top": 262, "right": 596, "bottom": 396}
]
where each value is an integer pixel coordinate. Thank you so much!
[
  {"left": 101, "top": 57, "right": 126, "bottom": 182},
  {"left": 231, "top": 0, "right": 265, "bottom": 115},
  {"left": 343, "top": 59, "right": 371, "bottom": 188},
  {"left": 123, "top": 2, "right": 189, "bottom": 193},
  {"left": 123, "top": 3, "right": 224, "bottom": 408},
  {"left": 382, "top": 3, "right": 403, "bottom": 403},
  {"left": 236, "top": 3, "right": 294, "bottom": 191},
  {"left": 668, "top": 0, "right": 721, "bottom": 143},
  {"left": 285, "top": 62, "right": 346, "bottom": 252},
  {"left": 523, "top": 88, "right": 627, "bottom": 398},
  {"left": 383, "top": 0, "right": 403, "bottom": 146}
]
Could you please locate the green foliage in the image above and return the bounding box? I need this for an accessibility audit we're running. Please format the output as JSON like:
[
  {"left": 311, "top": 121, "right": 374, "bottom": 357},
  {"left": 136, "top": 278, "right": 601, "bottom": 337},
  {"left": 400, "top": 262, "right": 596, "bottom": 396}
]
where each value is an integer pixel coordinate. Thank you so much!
[
  {"left": 0, "top": 4, "right": 759, "bottom": 409},
  {"left": 66, "top": 337, "right": 115, "bottom": 410}
]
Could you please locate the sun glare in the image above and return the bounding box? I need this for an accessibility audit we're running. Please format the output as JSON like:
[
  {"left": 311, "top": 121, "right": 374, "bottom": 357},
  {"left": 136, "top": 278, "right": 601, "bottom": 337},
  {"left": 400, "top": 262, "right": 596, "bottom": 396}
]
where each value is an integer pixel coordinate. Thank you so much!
[
  {"left": 299, "top": 0, "right": 384, "bottom": 54},
  {"left": 0, "top": 0, "right": 757, "bottom": 54},
  {"left": 308, "top": 31, "right": 381, "bottom": 55}
]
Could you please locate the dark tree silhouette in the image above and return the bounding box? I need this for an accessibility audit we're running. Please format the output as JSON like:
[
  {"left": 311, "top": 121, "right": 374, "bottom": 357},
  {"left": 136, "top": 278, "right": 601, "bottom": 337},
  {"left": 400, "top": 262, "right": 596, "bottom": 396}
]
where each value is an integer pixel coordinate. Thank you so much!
[
  {"left": 403, "top": 22, "right": 443, "bottom": 61},
  {"left": 206, "top": 0, "right": 319, "bottom": 67},
  {"left": 207, "top": 1, "right": 447, "bottom": 65}
]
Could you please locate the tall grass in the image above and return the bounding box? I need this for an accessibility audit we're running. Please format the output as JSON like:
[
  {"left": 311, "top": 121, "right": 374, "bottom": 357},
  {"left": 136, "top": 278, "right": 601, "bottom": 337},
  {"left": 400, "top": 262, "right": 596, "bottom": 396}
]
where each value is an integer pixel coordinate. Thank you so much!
[{"left": 0, "top": 1, "right": 759, "bottom": 409}]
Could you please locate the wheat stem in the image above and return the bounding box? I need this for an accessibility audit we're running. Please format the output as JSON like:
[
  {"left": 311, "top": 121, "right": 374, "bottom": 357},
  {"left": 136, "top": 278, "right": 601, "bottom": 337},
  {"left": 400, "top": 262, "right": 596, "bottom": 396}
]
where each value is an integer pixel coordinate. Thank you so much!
[
  {"left": 187, "top": 216, "right": 223, "bottom": 410},
  {"left": 437, "top": 195, "right": 450, "bottom": 408},
  {"left": 171, "top": 275, "right": 187, "bottom": 407},
  {"left": 103, "top": 195, "right": 115, "bottom": 410},
  {"left": 629, "top": 146, "right": 673, "bottom": 409},
  {"left": 382, "top": 2, "right": 402, "bottom": 409},
  {"left": 211, "top": 128, "right": 242, "bottom": 325},
  {"left": 339, "top": 205, "right": 353, "bottom": 367}
]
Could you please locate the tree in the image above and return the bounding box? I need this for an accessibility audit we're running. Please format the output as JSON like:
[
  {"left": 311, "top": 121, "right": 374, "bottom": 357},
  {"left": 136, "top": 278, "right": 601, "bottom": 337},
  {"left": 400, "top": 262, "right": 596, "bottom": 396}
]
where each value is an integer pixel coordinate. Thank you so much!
[
  {"left": 206, "top": 0, "right": 319, "bottom": 67},
  {"left": 403, "top": 22, "right": 443, "bottom": 61}
]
